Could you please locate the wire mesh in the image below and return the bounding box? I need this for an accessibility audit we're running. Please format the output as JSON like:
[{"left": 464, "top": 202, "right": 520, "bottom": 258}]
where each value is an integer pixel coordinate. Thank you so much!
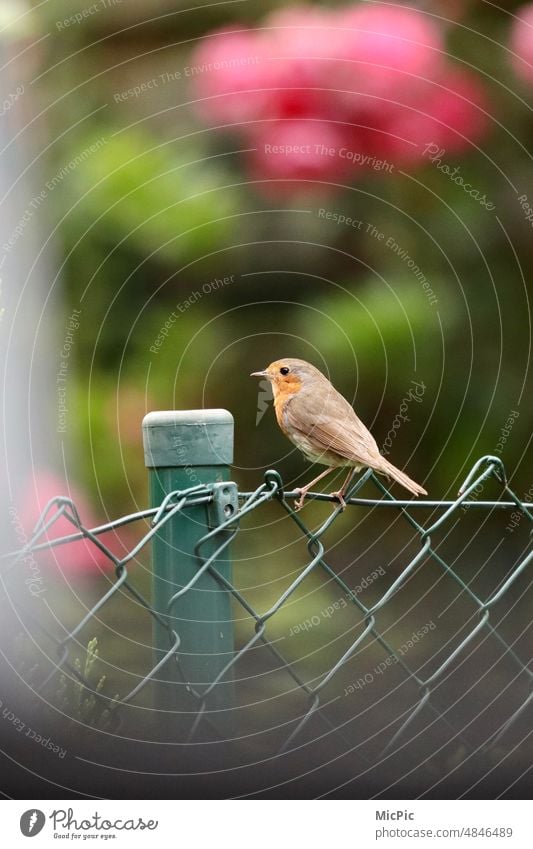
[{"left": 1, "top": 454, "right": 531, "bottom": 758}]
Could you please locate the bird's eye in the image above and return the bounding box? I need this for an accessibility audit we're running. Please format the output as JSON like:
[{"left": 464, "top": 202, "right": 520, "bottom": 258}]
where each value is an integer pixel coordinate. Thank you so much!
[{"left": 280, "top": 366, "right": 290, "bottom": 375}]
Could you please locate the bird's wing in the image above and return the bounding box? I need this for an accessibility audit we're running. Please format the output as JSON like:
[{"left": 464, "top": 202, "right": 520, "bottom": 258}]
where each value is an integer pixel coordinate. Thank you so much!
[{"left": 284, "top": 385, "right": 382, "bottom": 465}]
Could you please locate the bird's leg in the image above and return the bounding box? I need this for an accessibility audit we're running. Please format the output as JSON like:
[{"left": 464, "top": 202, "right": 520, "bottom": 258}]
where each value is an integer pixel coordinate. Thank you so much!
[
  {"left": 329, "top": 468, "right": 357, "bottom": 511},
  {"left": 293, "top": 467, "right": 335, "bottom": 510}
]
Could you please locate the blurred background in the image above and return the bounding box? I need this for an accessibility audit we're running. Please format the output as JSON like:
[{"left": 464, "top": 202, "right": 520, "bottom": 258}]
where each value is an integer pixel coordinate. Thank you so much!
[{"left": 0, "top": 0, "right": 531, "bottom": 797}]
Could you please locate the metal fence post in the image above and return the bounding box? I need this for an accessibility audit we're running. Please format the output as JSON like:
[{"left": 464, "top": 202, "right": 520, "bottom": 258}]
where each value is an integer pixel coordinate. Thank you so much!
[{"left": 142, "top": 409, "right": 235, "bottom": 732}]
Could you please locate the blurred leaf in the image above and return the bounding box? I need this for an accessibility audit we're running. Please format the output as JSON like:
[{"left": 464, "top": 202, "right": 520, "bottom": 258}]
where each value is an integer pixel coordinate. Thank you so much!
[
  {"left": 300, "top": 277, "right": 459, "bottom": 385},
  {"left": 62, "top": 128, "right": 242, "bottom": 266}
]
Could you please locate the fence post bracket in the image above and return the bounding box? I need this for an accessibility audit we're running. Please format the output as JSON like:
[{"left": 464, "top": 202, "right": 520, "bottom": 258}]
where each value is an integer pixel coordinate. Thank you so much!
[{"left": 208, "top": 481, "right": 239, "bottom": 530}]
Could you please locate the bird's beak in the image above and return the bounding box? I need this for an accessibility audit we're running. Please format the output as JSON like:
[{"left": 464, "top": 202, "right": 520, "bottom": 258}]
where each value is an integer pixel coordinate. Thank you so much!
[{"left": 250, "top": 370, "right": 268, "bottom": 378}]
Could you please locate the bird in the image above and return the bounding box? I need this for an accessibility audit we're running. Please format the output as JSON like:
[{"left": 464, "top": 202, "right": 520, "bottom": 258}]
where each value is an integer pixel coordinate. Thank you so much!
[{"left": 251, "top": 358, "right": 427, "bottom": 510}]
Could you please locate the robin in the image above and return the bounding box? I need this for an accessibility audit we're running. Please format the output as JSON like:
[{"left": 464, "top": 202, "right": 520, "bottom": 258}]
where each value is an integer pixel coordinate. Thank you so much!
[{"left": 251, "top": 358, "right": 427, "bottom": 509}]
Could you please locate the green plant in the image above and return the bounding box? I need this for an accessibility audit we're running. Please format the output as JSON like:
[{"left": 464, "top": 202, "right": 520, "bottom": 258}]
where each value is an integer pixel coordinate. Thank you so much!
[{"left": 55, "top": 637, "right": 118, "bottom": 726}]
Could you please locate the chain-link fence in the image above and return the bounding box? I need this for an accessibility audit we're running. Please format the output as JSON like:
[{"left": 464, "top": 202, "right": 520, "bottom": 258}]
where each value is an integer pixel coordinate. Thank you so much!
[{"left": 1, "top": 411, "right": 531, "bottom": 765}]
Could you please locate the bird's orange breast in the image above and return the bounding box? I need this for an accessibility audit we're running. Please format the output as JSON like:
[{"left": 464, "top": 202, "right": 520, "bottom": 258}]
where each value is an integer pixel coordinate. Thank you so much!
[{"left": 273, "top": 375, "right": 302, "bottom": 435}]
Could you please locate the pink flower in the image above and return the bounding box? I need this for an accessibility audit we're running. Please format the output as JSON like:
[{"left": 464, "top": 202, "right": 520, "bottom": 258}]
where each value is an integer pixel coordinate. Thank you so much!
[
  {"left": 189, "top": 4, "right": 491, "bottom": 193},
  {"left": 248, "top": 119, "right": 353, "bottom": 193},
  {"left": 427, "top": 68, "right": 488, "bottom": 151},
  {"left": 337, "top": 4, "right": 444, "bottom": 103},
  {"left": 263, "top": 6, "right": 352, "bottom": 87},
  {"left": 510, "top": 3, "right": 533, "bottom": 84},
  {"left": 19, "top": 471, "right": 112, "bottom": 575},
  {"left": 190, "top": 26, "right": 278, "bottom": 125},
  {"left": 383, "top": 68, "right": 488, "bottom": 162},
  {"left": 259, "top": 7, "right": 360, "bottom": 121},
  {"left": 264, "top": 6, "right": 348, "bottom": 61},
  {"left": 190, "top": 11, "right": 350, "bottom": 125}
]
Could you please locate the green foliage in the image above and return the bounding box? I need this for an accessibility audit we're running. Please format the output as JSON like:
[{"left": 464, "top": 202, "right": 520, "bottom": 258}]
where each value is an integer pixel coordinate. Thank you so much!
[
  {"left": 62, "top": 130, "right": 241, "bottom": 266},
  {"left": 14, "top": 634, "right": 118, "bottom": 729},
  {"left": 54, "top": 637, "right": 116, "bottom": 726}
]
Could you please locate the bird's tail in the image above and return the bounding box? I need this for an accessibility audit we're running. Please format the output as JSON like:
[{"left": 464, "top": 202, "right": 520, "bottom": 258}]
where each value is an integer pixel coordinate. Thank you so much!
[{"left": 377, "top": 457, "right": 427, "bottom": 497}]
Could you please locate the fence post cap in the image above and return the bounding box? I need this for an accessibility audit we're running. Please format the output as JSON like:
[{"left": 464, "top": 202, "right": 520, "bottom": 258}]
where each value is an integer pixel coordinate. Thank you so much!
[{"left": 142, "top": 409, "right": 233, "bottom": 468}]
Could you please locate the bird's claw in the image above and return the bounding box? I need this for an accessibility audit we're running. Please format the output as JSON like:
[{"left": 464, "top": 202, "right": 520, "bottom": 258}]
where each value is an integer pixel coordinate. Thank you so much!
[
  {"left": 295, "top": 488, "right": 347, "bottom": 511},
  {"left": 293, "top": 488, "right": 308, "bottom": 510},
  {"left": 329, "top": 490, "right": 347, "bottom": 511}
]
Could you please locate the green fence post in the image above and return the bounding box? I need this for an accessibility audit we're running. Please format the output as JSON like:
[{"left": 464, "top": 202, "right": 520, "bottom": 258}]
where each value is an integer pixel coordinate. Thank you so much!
[{"left": 142, "top": 409, "right": 236, "bottom": 733}]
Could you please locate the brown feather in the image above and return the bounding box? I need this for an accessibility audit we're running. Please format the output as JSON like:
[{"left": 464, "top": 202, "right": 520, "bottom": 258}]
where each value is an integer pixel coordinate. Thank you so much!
[{"left": 283, "top": 381, "right": 382, "bottom": 468}]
